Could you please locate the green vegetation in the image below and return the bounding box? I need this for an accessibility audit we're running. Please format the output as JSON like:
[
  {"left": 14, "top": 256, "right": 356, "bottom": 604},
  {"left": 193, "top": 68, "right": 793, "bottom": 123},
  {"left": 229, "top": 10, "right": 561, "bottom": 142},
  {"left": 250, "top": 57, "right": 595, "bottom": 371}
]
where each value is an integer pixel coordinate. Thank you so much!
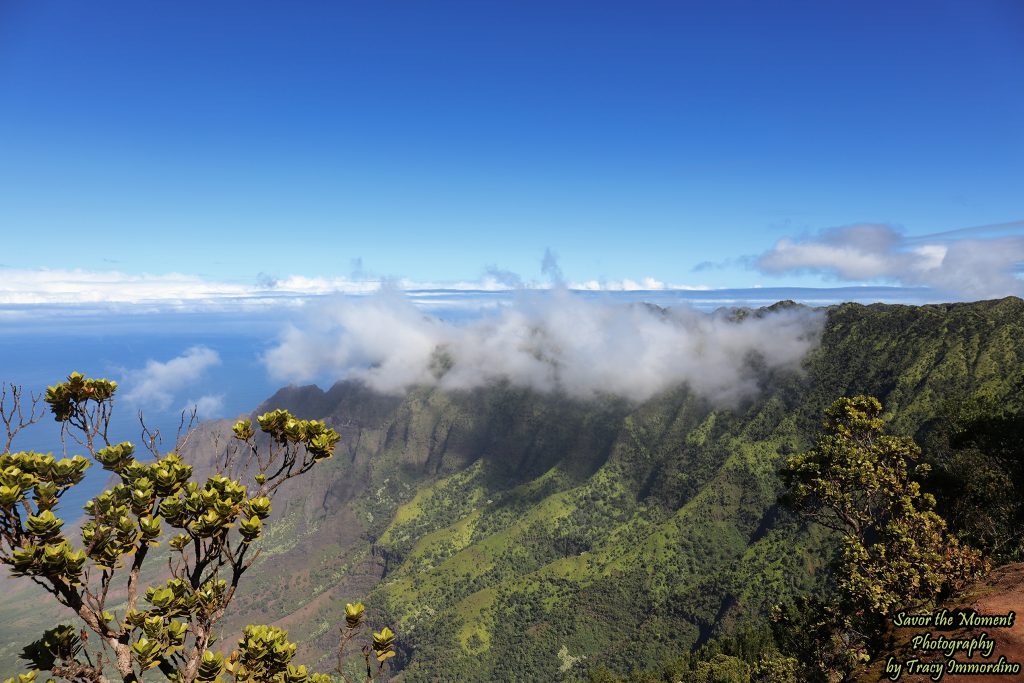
[
  {"left": 779, "top": 395, "right": 984, "bottom": 680},
  {"left": 917, "top": 388, "right": 1024, "bottom": 563},
  {"left": 2, "top": 297, "right": 1023, "bottom": 681},
  {"left": 0, "top": 373, "right": 393, "bottom": 683}
]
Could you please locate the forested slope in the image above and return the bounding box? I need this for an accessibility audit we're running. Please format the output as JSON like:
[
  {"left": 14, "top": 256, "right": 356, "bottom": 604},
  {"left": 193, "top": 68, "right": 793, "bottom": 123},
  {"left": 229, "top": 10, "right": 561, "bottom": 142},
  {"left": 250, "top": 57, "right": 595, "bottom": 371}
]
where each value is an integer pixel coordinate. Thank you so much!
[{"left": 2, "top": 297, "right": 1022, "bottom": 680}]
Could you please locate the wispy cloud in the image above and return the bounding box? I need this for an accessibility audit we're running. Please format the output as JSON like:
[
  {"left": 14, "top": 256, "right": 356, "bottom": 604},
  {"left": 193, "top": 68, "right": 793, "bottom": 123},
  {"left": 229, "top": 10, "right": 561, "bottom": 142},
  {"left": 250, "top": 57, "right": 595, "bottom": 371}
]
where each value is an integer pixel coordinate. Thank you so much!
[
  {"left": 183, "top": 394, "right": 226, "bottom": 419},
  {"left": 541, "top": 248, "right": 565, "bottom": 286},
  {"left": 906, "top": 219, "right": 1024, "bottom": 242},
  {"left": 123, "top": 346, "right": 222, "bottom": 409},
  {"left": 692, "top": 257, "right": 751, "bottom": 273},
  {"left": 755, "top": 223, "right": 1024, "bottom": 299},
  {"left": 483, "top": 265, "right": 524, "bottom": 289},
  {"left": 263, "top": 289, "right": 824, "bottom": 405}
]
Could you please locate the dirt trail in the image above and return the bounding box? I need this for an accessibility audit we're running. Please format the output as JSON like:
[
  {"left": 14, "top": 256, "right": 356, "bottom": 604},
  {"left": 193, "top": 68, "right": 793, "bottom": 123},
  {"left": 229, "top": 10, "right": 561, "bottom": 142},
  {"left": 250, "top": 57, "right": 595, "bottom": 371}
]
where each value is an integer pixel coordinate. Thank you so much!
[{"left": 858, "top": 563, "right": 1024, "bottom": 682}]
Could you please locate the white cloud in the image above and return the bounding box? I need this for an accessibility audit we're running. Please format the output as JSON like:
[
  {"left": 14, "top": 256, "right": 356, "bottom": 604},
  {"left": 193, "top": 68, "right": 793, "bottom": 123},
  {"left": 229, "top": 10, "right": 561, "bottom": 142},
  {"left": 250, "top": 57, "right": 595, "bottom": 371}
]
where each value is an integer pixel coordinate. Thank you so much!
[
  {"left": 0, "top": 267, "right": 711, "bottom": 310},
  {"left": 0, "top": 268, "right": 381, "bottom": 306},
  {"left": 573, "top": 278, "right": 669, "bottom": 291},
  {"left": 123, "top": 346, "right": 222, "bottom": 409},
  {"left": 756, "top": 223, "right": 1024, "bottom": 299},
  {"left": 0, "top": 269, "right": 252, "bottom": 305},
  {"left": 263, "top": 289, "right": 824, "bottom": 405},
  {"left": 183, "top": 394, "right": 226, "bottom": 419}
]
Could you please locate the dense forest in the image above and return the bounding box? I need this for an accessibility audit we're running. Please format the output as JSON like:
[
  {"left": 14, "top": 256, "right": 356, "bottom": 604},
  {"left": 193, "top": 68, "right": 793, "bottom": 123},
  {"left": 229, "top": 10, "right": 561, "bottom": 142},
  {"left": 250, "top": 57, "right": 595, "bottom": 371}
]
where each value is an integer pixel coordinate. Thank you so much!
[{"left": 2, "top": 297, "right": 1023, "bottom": 681}]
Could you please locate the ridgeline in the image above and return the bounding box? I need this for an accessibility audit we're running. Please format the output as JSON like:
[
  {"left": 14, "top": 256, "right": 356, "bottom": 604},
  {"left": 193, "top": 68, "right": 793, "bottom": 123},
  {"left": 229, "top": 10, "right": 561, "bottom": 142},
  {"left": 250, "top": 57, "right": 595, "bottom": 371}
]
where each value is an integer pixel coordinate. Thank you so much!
[{"left": 3, "top": 297, "right": 1023, "bottom": 681}]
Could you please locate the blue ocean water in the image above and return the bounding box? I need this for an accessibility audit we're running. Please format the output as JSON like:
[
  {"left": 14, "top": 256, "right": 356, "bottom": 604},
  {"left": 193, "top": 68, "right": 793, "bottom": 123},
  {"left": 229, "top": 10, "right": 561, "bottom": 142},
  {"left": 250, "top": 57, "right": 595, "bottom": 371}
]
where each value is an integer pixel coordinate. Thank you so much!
[{"left": 0, "top": 323, "right": 282, "bottom": 516}]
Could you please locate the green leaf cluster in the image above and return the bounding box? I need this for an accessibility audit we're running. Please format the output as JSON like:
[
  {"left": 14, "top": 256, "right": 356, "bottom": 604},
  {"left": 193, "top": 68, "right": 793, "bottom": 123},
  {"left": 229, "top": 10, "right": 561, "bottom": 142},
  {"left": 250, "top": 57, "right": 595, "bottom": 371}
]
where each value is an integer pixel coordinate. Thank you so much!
[
  {"left": 251, "top": 411, "right": 340, "bottom": 460},
  {"left": 43, "top": 372, "right": 117, "bottom": 422}
]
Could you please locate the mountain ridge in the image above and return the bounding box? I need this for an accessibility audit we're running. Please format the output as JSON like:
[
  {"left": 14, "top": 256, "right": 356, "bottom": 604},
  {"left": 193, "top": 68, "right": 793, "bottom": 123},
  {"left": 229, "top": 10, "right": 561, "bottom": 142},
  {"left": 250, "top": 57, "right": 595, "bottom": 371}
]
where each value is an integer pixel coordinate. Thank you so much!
[{"left": 2, "top": 297, "right": 1023, "bottom": 680}]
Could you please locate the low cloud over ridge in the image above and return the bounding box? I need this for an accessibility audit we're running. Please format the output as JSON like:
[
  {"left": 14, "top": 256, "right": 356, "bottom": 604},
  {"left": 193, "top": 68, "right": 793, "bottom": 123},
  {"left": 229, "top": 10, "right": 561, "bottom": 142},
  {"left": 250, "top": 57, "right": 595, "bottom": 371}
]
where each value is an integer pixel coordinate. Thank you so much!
[{"left": 263, "top": 290, "right": 824, "bottom": 404}]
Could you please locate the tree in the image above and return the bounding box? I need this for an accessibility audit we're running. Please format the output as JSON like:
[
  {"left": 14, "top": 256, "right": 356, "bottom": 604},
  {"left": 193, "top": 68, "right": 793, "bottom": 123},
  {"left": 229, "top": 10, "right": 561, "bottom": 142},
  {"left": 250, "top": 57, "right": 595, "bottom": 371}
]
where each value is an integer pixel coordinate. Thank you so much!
[
  {"left": 780, "top": 396, "right": 985, "bottom": 673},
  {"left": 916, "top": 390, "right": 1024, "bottom": 563},
  {"left": 0, "top": 373, "right": 395, "bottom": 683}
]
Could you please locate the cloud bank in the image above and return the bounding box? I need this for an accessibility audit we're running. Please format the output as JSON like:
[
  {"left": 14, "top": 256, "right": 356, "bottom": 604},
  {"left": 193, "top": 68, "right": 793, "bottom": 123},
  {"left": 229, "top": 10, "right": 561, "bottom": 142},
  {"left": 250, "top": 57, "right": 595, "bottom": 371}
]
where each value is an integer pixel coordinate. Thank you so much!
[
  {"left": 263, "top": 290, "right": 824, "bottom": 404},
  {"left": 756, "top": 223, "right": 1024, "bottom": 299},
  {"left": 0, "top": 269, "right": 381, "bottom": 307},
  {"left": 123, "top": 346, "right": 222, "bottom": 409},
  {"left": 0, "top": 268, "right": 716, "bottom": 306}
]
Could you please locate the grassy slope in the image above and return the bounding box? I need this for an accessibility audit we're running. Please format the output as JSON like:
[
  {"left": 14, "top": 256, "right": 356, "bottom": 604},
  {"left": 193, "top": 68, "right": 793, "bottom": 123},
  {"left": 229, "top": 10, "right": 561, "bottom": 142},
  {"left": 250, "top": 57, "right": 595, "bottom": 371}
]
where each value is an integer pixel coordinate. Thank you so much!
[{"left": 368, "top": 298, "right": 1024, "bottom": 681}]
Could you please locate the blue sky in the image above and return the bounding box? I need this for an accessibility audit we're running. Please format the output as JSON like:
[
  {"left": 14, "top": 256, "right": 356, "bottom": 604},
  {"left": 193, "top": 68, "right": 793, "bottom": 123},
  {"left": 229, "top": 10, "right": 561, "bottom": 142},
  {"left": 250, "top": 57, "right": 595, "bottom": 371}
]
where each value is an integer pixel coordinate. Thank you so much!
[
  {"left": 1, "top": 0, "right": 1022, "bottom": 296},
  {"left": 2, "top": 2, "right": 1022, "bottom": 513}
]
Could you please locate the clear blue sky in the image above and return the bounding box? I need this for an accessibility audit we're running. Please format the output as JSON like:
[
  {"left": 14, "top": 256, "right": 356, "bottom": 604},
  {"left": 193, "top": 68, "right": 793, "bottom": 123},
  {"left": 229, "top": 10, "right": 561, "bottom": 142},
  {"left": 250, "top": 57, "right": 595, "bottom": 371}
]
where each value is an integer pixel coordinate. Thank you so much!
[{"left": 1, "top": 0, "right": 1022, "bottom": 290}]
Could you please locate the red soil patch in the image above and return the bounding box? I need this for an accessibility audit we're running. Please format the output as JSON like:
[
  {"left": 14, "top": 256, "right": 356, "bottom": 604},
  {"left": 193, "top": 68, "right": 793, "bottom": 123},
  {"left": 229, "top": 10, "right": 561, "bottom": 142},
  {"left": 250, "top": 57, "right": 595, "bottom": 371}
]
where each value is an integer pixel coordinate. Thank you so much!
[{"left": 857, "top": 563, "right": 1024, "bottom": 682}]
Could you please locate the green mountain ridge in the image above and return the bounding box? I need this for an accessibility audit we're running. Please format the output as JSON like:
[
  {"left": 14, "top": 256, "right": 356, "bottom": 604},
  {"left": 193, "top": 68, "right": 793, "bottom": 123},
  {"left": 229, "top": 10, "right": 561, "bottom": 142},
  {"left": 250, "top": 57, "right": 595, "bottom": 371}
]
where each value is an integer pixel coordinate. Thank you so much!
[{"left": 2, "top": 298, "right": 1023, "bottom": 681}]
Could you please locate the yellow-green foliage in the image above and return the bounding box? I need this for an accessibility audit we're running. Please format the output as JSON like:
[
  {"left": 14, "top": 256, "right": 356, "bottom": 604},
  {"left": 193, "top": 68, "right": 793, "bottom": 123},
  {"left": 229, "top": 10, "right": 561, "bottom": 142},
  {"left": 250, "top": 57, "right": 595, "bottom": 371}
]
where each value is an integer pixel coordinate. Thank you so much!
[
  {"left": 781, "top": 395, "right": 986, "bottom": 678},
  {"left": 0, "top": 373, "right": 344, "bottom": 683}
]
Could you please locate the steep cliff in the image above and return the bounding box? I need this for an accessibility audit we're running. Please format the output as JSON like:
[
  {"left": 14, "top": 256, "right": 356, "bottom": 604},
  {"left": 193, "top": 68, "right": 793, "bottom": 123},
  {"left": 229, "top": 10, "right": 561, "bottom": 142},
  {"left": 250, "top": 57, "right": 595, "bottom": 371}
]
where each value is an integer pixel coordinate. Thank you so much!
[{"left": 2, "top": 298, "right": 1022, "bottom": 680}]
